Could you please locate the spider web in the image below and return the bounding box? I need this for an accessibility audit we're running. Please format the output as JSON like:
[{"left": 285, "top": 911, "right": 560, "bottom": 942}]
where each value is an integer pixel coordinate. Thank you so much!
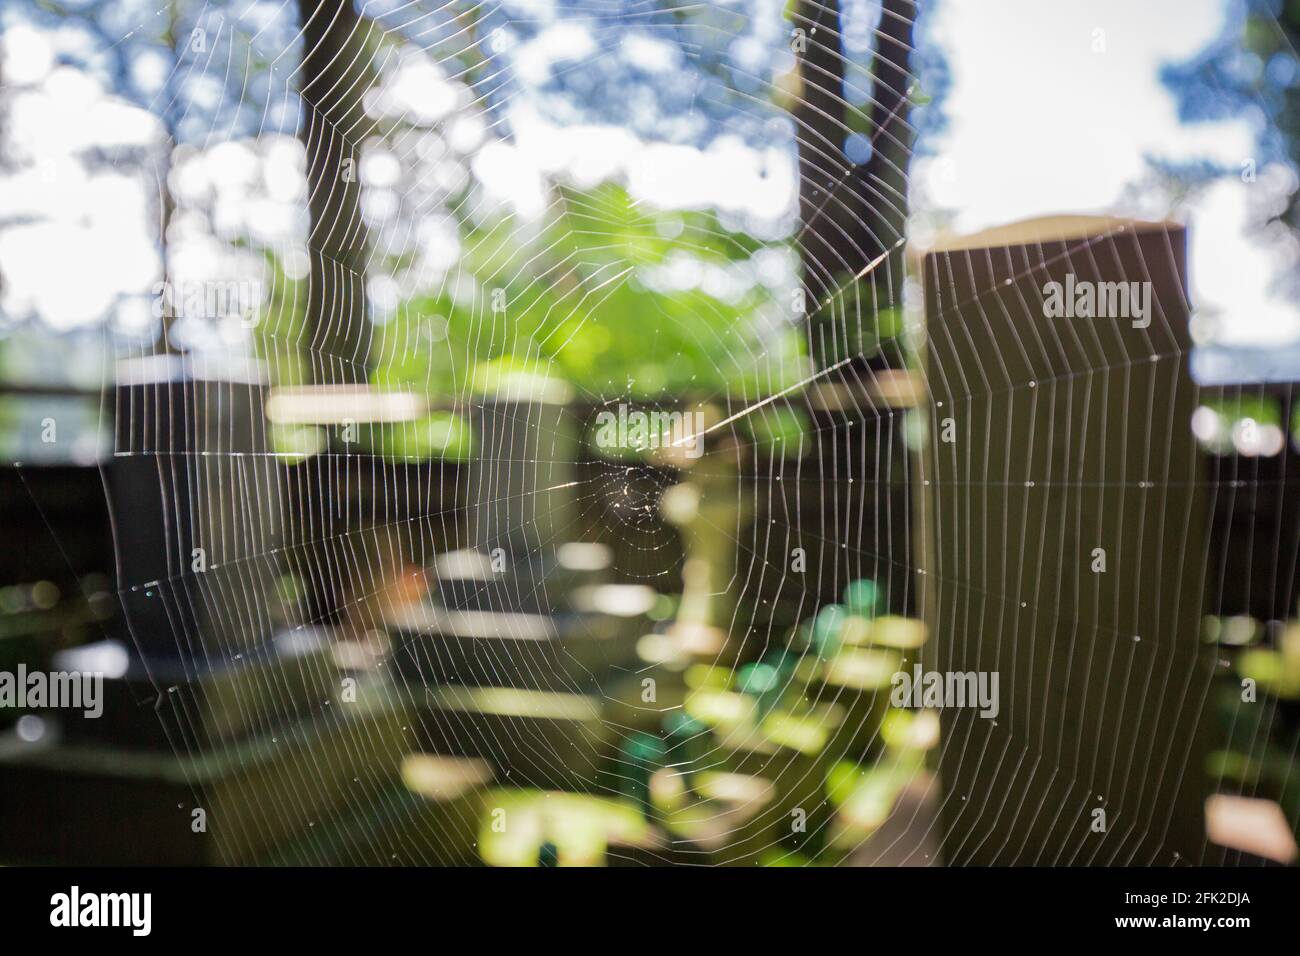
[{"left": 22, "top": 0, "right": 1292, "bottom": 867}]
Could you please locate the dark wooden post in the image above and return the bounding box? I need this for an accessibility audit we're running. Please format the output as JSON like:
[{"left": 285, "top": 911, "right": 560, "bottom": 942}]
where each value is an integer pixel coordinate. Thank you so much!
[{"left": 921, "top": 217, "right": 1214, "bottom": 864}]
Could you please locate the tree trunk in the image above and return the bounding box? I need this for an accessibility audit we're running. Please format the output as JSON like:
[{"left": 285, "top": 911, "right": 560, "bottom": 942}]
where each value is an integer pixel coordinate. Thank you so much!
[
  {"left": 853, "top": 0, "right": 915, "bottom": 341},
  {"left": 297, "top": 0, "right": 374, "bottom": 384},
  {"left": 793, "top": 0, "right": 856, "bottom": 311},
  {"left": 795, "top": 0, "right": 916, "bottom": 371}
]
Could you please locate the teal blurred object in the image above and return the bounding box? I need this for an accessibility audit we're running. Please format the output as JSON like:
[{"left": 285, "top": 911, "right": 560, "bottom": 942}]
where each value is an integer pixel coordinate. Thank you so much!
[
  {"left": 812, "top": 605, "right": 848, "bottom": 659},
  {"left": 663, "top": 712, "right": 710, "bottom": 785},
  {"left": 737, "top": 662, "right": 783, "bottom": 722},
  {"left": 843, "top": 579, "right": 880, "bottom": 618},
  {"left": 620, "top": 732, "right": 667, "bottom": 818}
]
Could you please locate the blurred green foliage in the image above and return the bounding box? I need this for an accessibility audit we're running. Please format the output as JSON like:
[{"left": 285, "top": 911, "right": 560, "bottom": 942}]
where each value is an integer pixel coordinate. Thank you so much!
[
  {"left": 370, "top": 183, "right": 808, "bottom": 403},
  {"left": 251, "top": 183, "right": 811, "bottom": 462}
]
